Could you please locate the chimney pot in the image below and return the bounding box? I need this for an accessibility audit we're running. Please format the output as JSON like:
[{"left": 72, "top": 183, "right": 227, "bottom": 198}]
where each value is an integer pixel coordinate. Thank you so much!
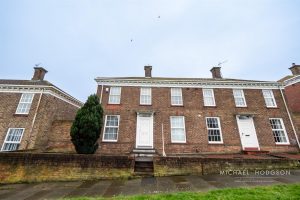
[
  {"left": 32, "top": 67, "right": 48, "bottom": 81},
  {"left": 144, "top": 65, "right": 152, "bottom": 77},
  {"left": 210, "top": 67, "right": 222, "bottom": 79},
  {"left": 289, "top": 63, "right": 300, "bottom": 76}
]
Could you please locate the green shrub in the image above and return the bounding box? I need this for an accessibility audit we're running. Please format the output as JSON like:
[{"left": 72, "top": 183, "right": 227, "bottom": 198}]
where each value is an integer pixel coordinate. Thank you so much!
[{"left": 70, "top": 94, "right": 103, "bottom": 154}]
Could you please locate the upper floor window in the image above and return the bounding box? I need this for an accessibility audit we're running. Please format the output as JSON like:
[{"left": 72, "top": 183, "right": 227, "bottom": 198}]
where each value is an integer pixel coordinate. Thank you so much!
[
  {"left": 170, "top": 116, "right": 186, "bottom": 143},
  {"left": 206, "top": 117, "right": 223, "bottom": 143},
  {"left": 233, "top": 89, "right": 247, "bottom": 107},
  {"left": 103, "top": 115, "right": 120, "bottom": 142},
  {"left": 171, "top": 88, "right": 183, "bottom": 105},
  {"left": 108, "top": 87, "right": 121, "bottom": 104},
  {"left": 1, "top": 128, "right": 25, "bottom": 151},
  {"left": 262, "top": 90, "right": 277, "bottom": 108},
  {"left": 269, "top": 118, "right": 289, "bottom": 144},
  {"left": 16, "top": 93, "right": 34, "bottom": 114},
  {"left": 203, "top": 89, "right": 215, "bottom": 106},
  {"left": 140, "top": 87, "right": 152, "bottom": 105}
]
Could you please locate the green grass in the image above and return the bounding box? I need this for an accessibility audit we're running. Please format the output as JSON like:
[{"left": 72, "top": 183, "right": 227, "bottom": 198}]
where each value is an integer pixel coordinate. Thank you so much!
[{"left": 63, "top": 183, "right": 300, "bottom": 200}]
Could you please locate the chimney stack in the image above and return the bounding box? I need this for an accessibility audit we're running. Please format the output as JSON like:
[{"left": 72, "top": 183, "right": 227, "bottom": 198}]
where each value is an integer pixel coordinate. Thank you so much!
[
  {"left": 144, "top": 65, "right": 152, "bottom": 77},
  {"left": 289, "top": 63, "right": 300, "bottom": 76},
  {"left": 210, "top": 67, "right": 222, "bottom": 79},
  {"left": 32, "top": 67, "right": 48, "bottom": 81}
]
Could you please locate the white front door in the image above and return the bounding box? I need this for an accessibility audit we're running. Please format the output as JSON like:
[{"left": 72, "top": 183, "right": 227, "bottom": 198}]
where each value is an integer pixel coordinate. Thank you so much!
[
  {"left": 236, "top": 116, "right": 260, "bottom": 150},
  {"left": 136, "top": 113, "right": 153, "bottom": 148}
]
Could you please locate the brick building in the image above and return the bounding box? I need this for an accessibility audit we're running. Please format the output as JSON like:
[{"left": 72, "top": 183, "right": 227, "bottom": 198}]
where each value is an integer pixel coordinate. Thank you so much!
[
  {"left": 96, "top": 66, "right": 300, "bottom": 156},
  {"left": 0, "top": 67, "right": 82, "bottom": 152},
  {"left": 280, "top": 63, "right": 300, "bottom": 134}
]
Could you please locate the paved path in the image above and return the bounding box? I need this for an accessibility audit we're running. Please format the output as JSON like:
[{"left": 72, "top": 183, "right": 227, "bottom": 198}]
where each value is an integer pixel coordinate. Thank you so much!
[{"left": 1, "top": 170, "right": 300, "bottom": 200}]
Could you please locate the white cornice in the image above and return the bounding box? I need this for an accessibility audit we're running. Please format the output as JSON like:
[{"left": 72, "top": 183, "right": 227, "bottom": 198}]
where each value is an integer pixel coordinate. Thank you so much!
[
  {"left": 0, "top": 84, "right": 83, "bottom": 108},
  {"left": 95, "top": 78, "right": 284, "bottom": 89},
  {"left": 284, "top": 75, "right": 300, "bottom": 87}
]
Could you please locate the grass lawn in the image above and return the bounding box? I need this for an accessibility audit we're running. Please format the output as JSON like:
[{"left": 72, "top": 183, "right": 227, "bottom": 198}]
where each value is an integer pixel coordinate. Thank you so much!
[{"left": 63, "top": 183, "right": 300, "bottom": 200}]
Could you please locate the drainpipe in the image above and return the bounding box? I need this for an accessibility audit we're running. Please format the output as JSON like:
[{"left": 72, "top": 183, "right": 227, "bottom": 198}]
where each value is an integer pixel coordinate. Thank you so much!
[
  {"left": 162, "top": 123, "right": 166, "bottom": 157},
  {"left": 279, "top": 88, "right": 300, "bottom": 150},
  {"left": 99, "top": 84, "right": 104, "bottom": 104},
  {"left": 26, "top": 89, "right": 44, "bottom": 149}
]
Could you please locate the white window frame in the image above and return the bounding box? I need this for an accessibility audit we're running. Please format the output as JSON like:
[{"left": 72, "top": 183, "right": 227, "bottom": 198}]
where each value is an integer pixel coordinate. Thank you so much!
[
  {"left": 102, "top": 115, "right": 120, "bottom": 142},
  {"left": 171, "top": 88, "right": 183, "bottom": 106},
  {"left": 203, "top": 89, "right": 216, "bottom": 106},
  {"left": 206, "top": 117, "right": 223, "bottom": 144},
  {"left": 1, "top": 128, "right": 25, "bottom": 151},
  {"left": 262, "top": 89, "right": 277, "bottom": 108},
  {"left": 269, "top": 118, "right": 289, "bottom": 145},
  {"left": 108, "top": 87, "right": 121, "bottom": 104},
  {"left": 140, "top": 87, "right": 152, "bottom": 105},
  {"left": 233, "top": 89, "right": 247, "bottom": 107},
  {"left": 170, "top": 116, "right": 186, "bottom": 143},
  {"left": 15, "top": 93, "right": 34, "bottom": 114}
]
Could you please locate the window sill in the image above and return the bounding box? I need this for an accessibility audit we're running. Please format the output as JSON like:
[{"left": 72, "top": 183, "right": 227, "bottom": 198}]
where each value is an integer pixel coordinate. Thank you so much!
[
  {"left": 13, "top": 114, "right": 29, "bottom": 117},
  {"left": 203, "top": 106, "right": 217, "bottom": 108},
  {"left": 208, "top": 142, "right": 224, "bottom": 145},
  {"left": 236, "top": 106, "right": 247, "bottom": 108},
  {"left": 171, "top": 142, "right": 187, "bottom": 144},
  {"left": 107, "top": 103, "right": 121, "bottom": 105},
  {"left": 171, "top": 105, "right": 184, "bottom": 107},
  {"left": 266, "top": 107, "right": 278, "bottom": 109},
  {"left": 275, "top": 143, "right": 290, "bottom": 146},
  {"left": 102, "top": 140, "right": 118, "bottom": 143},
  {"left": 139, "top": 104, "right": 152, "bottom": 106}
]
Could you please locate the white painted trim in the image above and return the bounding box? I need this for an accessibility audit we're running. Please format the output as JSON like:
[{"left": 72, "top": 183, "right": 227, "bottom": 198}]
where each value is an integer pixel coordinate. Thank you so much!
[
  {"left": 140, "top": 87, "right": 152, "bottom": 105},
  {"left": 233, "top": 89, "right": 247, "bottom": 107},
  {"left": 284, "top": 75, "right": 300, "bottom": 86},
  {"left": 170, "top": 116, "right": 186, "bottom": 143},
  {"left": 102, "top": 115, "right": 120, "bottom": 142},
  {"left": 1, "top": 128, "right": 25, "bottom": 151},
  {"left": 262, "top": 89, "right": 277, "bottom": 108},
  {"left": 205, "top": 117, "right": 223, "bottom": 144},
  {"left": 136, "top": 113, "right": 154, "bottom": 148},
  {"left": 95, "top": 78, "right": 284, "bottom": 89},
  {"left": 0, "top": 84, "right": 82, "bottom": 108},
  {"left": 203, "top": 88, "right": 216, "bottom": 107},
  {"left": 236, "top": 115, "right": 260, "bottom": 150},
  {"left": 269, "top": 118, "right": 290, "bottom": 145},
  {"left": 171, "top": 88, "right": 183, "bottom": 106},
  {"left": 108, "top": 86, "right": 121, "bottom": 104},
  {"left": 15, "top": 93, "right": 35, "bottom": 114}
]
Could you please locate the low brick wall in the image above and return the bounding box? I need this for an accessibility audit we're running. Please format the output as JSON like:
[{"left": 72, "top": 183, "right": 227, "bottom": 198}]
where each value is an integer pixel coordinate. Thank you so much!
[
  {"left": 154, "top": 157, "right": 300, "bottom": 176},
  {"left": 0, "top": 152, "right": 134, "bottom": 184}
]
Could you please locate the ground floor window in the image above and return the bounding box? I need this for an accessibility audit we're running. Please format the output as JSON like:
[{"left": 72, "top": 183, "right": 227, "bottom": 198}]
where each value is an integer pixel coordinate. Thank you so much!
[
  {"left": 206, "top": 117, "right": 223, "bottom": 143},
  {"left": 1, "top": 128, "right": 25, "bottom": 151},
  {"left": 170, "top": 116, "right": 186, "bottom": 143},
  {"left": 103, "top": 115, "right": 120, "bottom": 142},
  {"left": 269, "top": 118, "right": 289, "bottom": 144}
]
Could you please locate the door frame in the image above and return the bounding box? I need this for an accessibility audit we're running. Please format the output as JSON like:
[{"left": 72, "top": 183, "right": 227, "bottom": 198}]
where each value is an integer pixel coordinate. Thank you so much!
[
  {"left": 236, "top": 115, "right": 260, "bottom": 150},
  {"left": 136, "top": 112, "right": 154, "bottom": 149}
]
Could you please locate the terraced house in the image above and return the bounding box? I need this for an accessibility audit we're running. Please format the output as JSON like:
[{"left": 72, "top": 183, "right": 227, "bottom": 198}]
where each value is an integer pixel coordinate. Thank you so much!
[
  {"left": 96, "top": 66, "right": 300, "bottom": 156},
  {"left": 0, "top": 67, "right": 82, "bottom": 152}
]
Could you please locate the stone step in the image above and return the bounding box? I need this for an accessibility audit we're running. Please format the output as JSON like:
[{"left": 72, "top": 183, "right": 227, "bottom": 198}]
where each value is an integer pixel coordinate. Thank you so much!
[{"left": 132, "top": 149, "right": 156, "bottom": 154}]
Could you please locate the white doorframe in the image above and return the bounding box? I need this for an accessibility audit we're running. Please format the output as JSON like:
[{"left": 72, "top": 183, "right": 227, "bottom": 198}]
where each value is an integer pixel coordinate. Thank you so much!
[
  {"left": 136, "top": 113, "right": 153, "bottom": 149},
  {"left": 236, "top": 115, "right": 260, "bottom": 150}
]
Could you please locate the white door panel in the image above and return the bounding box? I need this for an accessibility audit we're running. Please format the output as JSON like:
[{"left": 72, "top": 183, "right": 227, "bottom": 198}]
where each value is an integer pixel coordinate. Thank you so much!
[{"left": 236, "top": 116, "right": 260, "bottom": 150}]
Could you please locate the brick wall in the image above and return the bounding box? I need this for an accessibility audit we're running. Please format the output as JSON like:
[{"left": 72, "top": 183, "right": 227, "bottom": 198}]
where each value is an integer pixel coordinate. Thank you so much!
[
  {"left": 0, "top": 92, "right": 79, "bottom": 152},
  {"left": 284, "top": 82, "right": 300, "bottom": 133},
  {"left": 97, "top": 86, "right": 299, "bottom": 155},
  {"left": 0, "top": 152, "right": 133, "bottom": 183}
]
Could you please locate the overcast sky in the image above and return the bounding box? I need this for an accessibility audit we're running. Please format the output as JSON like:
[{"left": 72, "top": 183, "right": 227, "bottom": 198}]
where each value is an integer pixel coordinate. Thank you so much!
[{"left": 1, "top": 0, "right": 300, "bottom": 102}]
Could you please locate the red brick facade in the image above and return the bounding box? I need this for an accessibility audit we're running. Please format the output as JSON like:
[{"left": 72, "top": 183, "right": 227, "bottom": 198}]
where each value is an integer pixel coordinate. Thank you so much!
[
  {"left": 96, "top": 72, "right": 299, "bottom": 155},
  {"left": 0, "top": 68, "right": 82, "bottom": 152}
]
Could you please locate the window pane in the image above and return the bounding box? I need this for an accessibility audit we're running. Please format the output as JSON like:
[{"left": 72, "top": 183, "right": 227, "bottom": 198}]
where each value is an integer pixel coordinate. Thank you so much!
[
  {"left": 171, "top": 88, "right": 183, "bottom": 105},
  {"left": 203, "top": 89, "right": 215, "bottom": 106},
  {"left": 2, "top": 128, "right": 24, "bottom": 151},
  {"left": 16, "top": 94, "right": 34, "bottom": 114},
  {"left": 103, "top": 115, "right": 119, "bottom": 141},
  {"left": 269, "top": 118, "right": 288, "bottom": 144},
  {"left": 263, "top": 90, "right": 276, "bottom": 107},
  {"left": 206, "top": 118, "right": 222, "bottom": 142},
  {"left": 171, "top": 117, "right": 185, "bottom": 142}
]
